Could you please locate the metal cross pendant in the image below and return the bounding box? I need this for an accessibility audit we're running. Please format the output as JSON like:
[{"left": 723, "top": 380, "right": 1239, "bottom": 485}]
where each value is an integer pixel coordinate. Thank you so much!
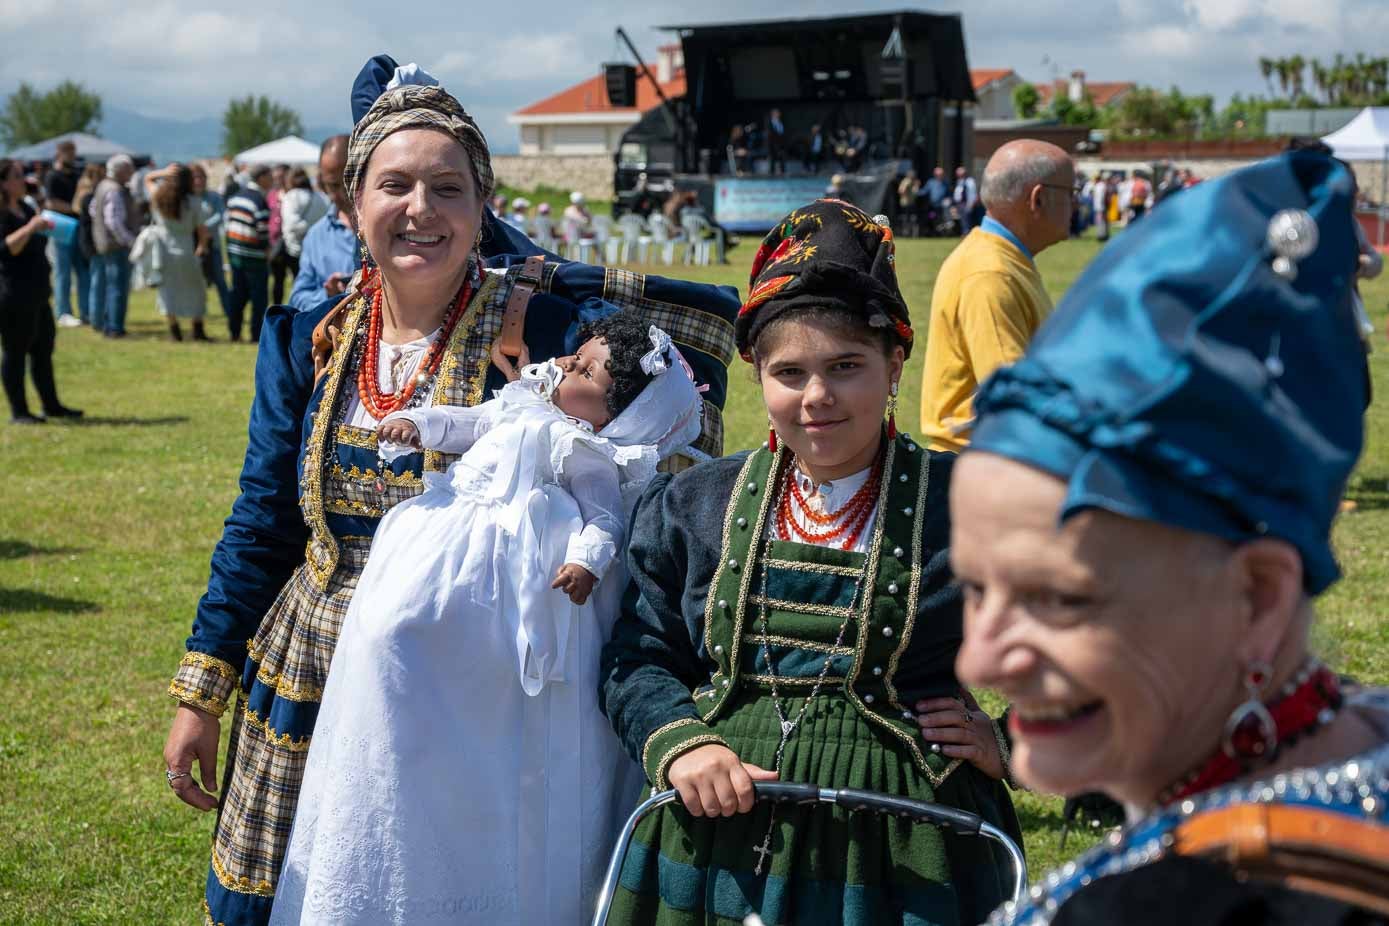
[{"left": 753, "top": 832, "right": 774, "bottom": 876}]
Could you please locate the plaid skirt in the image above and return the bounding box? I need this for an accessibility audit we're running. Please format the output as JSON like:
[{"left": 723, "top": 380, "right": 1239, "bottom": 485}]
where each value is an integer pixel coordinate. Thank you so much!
[
  {"left": 608, "top": 690, "right": 1022, "bottom": 926},
  {"left": 203, "top": 538, "right": 372, "bottom": 926}
]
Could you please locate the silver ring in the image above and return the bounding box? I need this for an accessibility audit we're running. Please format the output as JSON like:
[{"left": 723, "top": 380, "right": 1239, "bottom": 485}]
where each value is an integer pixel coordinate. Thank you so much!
[{"left": 166, "top": 769, "right": 190, "bottom": 786}]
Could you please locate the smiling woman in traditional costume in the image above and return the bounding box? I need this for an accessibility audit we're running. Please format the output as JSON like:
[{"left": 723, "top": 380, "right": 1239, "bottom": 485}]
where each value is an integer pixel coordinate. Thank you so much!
[
  {"left": 952, "top": 148, "right": 1389, "bottom": 925},
  {"left": 160, "top": 57, "right": 738, "bottom": 926},
  {"left": 600, "top": 200, "right": 1022, "bottom": 926}
]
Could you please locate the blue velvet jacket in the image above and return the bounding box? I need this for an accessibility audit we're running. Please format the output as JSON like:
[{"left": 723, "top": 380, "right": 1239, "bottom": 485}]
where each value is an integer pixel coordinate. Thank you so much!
[{"left": 170, "top": 252, "right": 740, "bottom": 717}]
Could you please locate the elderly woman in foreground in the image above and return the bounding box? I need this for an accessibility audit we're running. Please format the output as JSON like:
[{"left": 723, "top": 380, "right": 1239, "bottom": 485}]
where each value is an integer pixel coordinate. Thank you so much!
[{"left": 951, "top": 148, "right": 1389, "bottom": 925}]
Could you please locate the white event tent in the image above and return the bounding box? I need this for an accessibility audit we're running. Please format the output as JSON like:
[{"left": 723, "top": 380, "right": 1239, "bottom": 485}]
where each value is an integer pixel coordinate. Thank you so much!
[
  {"left": 7, "top": 131, "right": 139, "bottom": 162},
  {"left": 233, "top": 135, "right": 320, "bottom": 166},
  {"left": 1321, "top": 107, "right": 1389, "bottom": 246}
]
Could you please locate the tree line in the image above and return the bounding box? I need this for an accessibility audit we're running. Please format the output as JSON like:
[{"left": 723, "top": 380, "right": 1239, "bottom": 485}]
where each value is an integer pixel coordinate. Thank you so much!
[
  {"left": 1012, "top": 52, "right": 1389, "bottom": 140},
  {"left": 0, "top": 81, "right": 304, "bottom": 157}
]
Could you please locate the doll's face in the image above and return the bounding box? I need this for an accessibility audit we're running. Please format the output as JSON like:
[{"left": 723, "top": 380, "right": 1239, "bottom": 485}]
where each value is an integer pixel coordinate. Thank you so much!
[{"left": 553, "top": 337, "right": 615, "bottom": 430}]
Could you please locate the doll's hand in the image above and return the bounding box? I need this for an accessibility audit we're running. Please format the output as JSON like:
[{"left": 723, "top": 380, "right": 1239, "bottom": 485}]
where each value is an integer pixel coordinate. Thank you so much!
[
  {"left": 490, "top": 340, "right": 531, "bottom": 382},
  {"left": 377, "top": 418, "right": 421, "bottom": 449},
  {"left": 667, "top": 744, "right": 779, "bottom": 817},
  {"left": 551, "top": 563, "right": 596, "bottom": 605}
]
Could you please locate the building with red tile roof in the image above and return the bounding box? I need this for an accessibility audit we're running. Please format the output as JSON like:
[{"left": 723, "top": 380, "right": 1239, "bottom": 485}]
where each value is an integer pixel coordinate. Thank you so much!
[
  {"left": 508, "top": 46, "right": 686, "bottom": 155},
  {"left": 1035, "top": 72, "right": 1135, "bottom": 109}
]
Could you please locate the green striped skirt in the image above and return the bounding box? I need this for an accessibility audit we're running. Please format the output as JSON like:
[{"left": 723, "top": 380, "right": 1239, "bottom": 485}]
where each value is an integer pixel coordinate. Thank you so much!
[{"left": 610, "top": 691, "right": 1021, "bottom": 926}]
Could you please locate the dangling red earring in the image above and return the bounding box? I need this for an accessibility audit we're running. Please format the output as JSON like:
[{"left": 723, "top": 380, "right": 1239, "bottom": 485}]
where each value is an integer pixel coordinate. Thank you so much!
[
  {"left": 767, "top": 416, "right": 779, "bottom": 452},
  {"left": 886, "top": 381, "right": 899, "bottom": 439},
  {"left": 1222, "top": 660, "right": 1277, "bottom": 760}
]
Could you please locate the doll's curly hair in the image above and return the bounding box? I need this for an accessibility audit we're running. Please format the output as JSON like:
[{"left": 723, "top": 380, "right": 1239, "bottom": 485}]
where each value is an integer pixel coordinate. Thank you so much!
[{"left": 577, "top": 310, "right": 658, "bottom": 419}]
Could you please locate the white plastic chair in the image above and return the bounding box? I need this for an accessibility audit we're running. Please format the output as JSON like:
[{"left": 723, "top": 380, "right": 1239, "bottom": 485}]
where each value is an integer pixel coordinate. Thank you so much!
[
  {"left": 680, "top": 214, "right": 716, "bottom": 266},
  {"left": 592, "top": 214, "right": 616, "bottom": 265},
  {"left": 646, "top": 213, "right": 688, "bottom": 266},
  {"left": 530, "top": 215, "right": 559, "bottom": 253},
  {"left": 616, "top": 214, "right": 651, "bottom": 264},
  {"left": 562, "top": 219, "right": 597, "bottom": 263}
]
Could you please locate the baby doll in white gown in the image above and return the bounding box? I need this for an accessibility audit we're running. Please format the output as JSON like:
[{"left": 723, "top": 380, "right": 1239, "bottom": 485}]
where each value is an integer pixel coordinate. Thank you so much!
[{"left": 270, "top": 314, "right": 705, "bottom": 926}]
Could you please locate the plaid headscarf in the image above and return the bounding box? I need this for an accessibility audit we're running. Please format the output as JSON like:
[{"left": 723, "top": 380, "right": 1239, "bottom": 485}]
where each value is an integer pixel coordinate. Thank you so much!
[
  {"left": 736, "top": 199, "right": 913, "bottom": 359},
  {"left": 343, "top": 83, "right": 494, "bottom": 206}
]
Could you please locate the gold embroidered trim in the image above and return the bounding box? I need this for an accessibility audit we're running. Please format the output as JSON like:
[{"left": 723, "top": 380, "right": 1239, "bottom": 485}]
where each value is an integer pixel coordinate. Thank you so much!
[
  {"left": 884, "top": 442, "right": 930, "bottom": 715},
  {"left": 241, "top": 704, "right": 312, "bottom": 752},
  {"left": 167, "top": 680, "right": 229, "bottom": 717},
  {"left": 328, "top": 461, "right": 424, "bottom": 489},
  {"left": 210, "top": 844, "right": 275, "bottom": 896},
  {"left": 180, "top": 651, "right": 238, "bottom": 680},
  {"left": 749, "top": 594, "right": 854, "bottom": 619},
  {"left": 426, "top": 272, "right": 503, "bottom": 472},
  {"left": 251, "top": 663, "right": 326, "bottom": 702},
  {"left": 324, "top": 497, "right": 384, "bottom": 518},
  {"left": 640, "top": 717, "right": 703, "bottom": 773},
  {"left": 992, "top": 716, "right": 1023, "bottom": 790},
  {"left": 654, "top": 733, "right": 728, "bottom": 790},
  {"left": 300, "top": 293, "right": 369, "bottom": 587},
  {"left": 744, "top": 633, "right": 854, "bottom": 656},
  {"left": 333, "top": 423, "right": 378, "bottom": 450},
  {"left": 761, "top": 557, "right": 866, "bottom": 578},
  {"left": 743, "top": 673, "right": 849, "bottom": 688},
  {"left": 203, "top": 898, "right": 228, "bottom": 926},
  {"left": 700, "top": 449, "right": 781, "bottom": 724}
]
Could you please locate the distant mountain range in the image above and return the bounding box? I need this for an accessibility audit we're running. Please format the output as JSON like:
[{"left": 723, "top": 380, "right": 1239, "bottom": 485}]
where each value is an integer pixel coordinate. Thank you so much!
[{"left": 98, "top": 105, "right": 345, "bottom": 164}]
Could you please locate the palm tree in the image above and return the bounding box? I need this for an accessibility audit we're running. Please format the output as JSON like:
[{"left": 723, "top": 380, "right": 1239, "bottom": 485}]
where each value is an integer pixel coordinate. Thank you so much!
[
  {"left": 1287, "top": 55, "right": 1306, "bottom": 98},
  {"left": 1275, "top": 58, "right": 1292, "bottom": 98},
  {"left": 1259, "top": 57, "right": 1276, "bottom": 95},
  {"left": 1311, "top": 59, "right": 1329, "bottom": 104}
]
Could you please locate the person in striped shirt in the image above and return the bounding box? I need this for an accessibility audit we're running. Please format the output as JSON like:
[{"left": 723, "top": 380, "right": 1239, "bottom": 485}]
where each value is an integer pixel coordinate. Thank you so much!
[{"left": 225, "top": 164, "right": 273, "bottom": 342}]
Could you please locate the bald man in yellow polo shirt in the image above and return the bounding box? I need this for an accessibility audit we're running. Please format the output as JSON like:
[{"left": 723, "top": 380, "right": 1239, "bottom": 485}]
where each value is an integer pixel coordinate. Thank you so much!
[{"left": 920, "top": 140, "right": 1075, "bottom": 452}]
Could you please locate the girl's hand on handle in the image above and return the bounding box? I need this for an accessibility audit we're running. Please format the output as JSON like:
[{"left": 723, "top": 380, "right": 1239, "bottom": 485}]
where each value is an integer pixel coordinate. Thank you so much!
[
  {"left": 666, "top": 743, "right": 778, "bottom": 817},
  {"left": 489, "top": 340, "right": 531, "bottom": 382}
]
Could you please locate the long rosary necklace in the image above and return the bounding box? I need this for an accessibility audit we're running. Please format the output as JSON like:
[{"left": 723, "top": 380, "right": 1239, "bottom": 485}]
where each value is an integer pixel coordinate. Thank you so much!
[{"left": 751, "top": 452, "right": 881, "bottom": 876}]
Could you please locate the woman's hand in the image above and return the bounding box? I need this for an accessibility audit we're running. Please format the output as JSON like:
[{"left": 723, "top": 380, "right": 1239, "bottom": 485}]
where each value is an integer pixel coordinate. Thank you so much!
[
  {"left": 551, "top": 563, "right": 597, "bottom": 605},
  {"left": 377, "top": 418, "right": 421, "bottom": 449},
  {"left": 163, "top": 703, "right": 221, "bottom": 811},
  {"left": 25, "top": 212, "right": 52, "bottom": 234},
  {"left": 667, "top": 743, "right": 779, "bottom": 817},
  {"left": 489, "top": 340, "right": 531, "bottom": 382},
  {"left": 914, "top": 690, "right": 1005, "bottom": 781}
]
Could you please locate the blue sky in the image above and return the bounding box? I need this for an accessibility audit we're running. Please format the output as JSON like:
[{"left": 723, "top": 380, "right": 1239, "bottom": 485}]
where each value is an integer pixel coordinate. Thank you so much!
[{"left": 3, "top": 0, "right": 1386, "bottom": 152}]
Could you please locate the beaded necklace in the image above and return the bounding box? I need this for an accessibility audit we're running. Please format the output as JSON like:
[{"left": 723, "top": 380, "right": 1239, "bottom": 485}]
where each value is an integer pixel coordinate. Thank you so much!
[
  {"left": 751, "top": 450, "right": 884, "bottom": 875},
  {"left": 776, "top": 456, "right": 883, "bottom": 550},
  {"left": 354, "top": 260, "right": 478, "bottom": 421}
]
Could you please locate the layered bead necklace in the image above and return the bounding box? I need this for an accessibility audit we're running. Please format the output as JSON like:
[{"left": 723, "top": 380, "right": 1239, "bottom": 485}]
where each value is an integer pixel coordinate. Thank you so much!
[
  {"left": 354, "top": 262, "right": 478, "bottom": 421},
  {"left": 775, "top": 454, "right": 884, "bottom": 551}
]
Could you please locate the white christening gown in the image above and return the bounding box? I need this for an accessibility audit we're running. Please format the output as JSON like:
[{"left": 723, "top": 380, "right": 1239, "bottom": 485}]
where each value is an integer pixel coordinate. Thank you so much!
[{"left": 269, "top": 375, "right": 647, "bottom": 926}]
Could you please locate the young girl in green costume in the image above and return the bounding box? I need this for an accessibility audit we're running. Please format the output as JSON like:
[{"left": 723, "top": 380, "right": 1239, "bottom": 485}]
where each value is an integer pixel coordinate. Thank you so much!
[{"left": 600, "top": 200, "right": 1022, "bottom": 926}]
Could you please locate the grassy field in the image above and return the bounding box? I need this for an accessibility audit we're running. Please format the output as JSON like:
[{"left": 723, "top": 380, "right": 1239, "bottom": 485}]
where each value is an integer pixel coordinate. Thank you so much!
[{"left": 1, "top": 233, "right": 1386, "bottom": 924}]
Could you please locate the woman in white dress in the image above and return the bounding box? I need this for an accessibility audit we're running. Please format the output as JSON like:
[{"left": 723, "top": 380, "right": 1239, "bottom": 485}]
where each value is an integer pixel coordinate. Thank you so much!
[{"left": 269, "top": 314, "right": 704, "bottom": 925}]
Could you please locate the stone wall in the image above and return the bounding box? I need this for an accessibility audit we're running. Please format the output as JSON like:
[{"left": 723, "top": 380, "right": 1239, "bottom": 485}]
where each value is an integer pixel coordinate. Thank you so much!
[{"left": 491, "top": 154, "right": 614, "bottom": 201}]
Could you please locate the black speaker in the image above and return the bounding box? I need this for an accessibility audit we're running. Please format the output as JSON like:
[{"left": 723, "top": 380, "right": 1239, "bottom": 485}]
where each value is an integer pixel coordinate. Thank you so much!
[
  {"left": 604, "top": 63, "right": 637, "bottom": 107},
  {"left": 880, "top": 60, "right": 911, "bottom": 97}
]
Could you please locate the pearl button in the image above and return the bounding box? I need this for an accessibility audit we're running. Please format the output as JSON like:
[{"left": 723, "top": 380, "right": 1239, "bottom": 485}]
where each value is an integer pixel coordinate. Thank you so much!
[
  {"left": 713, "top": 644, "right": 724, "bottom": 655},
  {"left": 882, "top": 626, "right": 894, "bottom": 638},
  {"left": 863, "top": 693, "right": 875, "bottom": 704},
  {"left": 887, "top": 583, "right": 899, "bottom": 594},
  {"left": 902, "top": 507, "right": 913, "bottom": 516},
  {"left": 728, "top": 559, "right": 739, "bottom": 571},
  {"left": 899, "top": 473, "right": 909, "bottom": 483},
  {"left": 747, "top": 482, "right": 758, "bottom": 494},
  {"left": 721, "top": 679, "right": 730, "bottom": 688},
  {"left": 930, "top": 743, "right": 942, "bottom": 754},
  {"left": 717, "top": 599, "right": 728, "bottom": 610},
  {"left": 893, "top": 547, "right": 904, "bottom": 558},
  {"left": 737, "top": 517, "right": 748, "bottom": 528},
  {"left": 907, "top": 443, "right": 917, "bottom": 453},
  {"left": 872, "top": 666, "right": 884, "bottom": 676},
  {"left": 902, "top": 711, "right": 914, "bottom": 721}
]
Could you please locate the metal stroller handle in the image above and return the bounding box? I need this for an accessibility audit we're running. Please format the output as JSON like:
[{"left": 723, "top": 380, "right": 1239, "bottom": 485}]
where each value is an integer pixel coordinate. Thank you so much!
[{"left": 591, "top": 781, "right": 1029, "bottom": 926}]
